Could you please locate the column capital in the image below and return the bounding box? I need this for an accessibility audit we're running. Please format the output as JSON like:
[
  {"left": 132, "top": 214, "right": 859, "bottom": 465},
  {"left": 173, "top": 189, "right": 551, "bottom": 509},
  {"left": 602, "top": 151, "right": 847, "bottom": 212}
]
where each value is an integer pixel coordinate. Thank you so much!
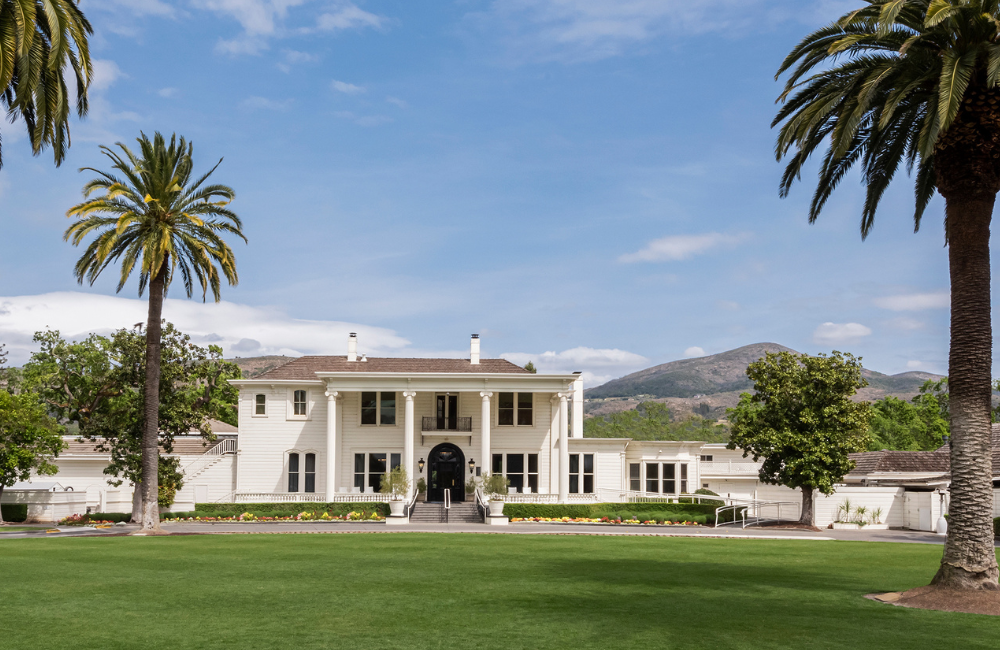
[
  {"left": 557, "top": 392, "right": 569, "bottom": 401},
  {"left": 480, "top": 391, "right": 493, "bottom": 399},
  {"left": 403, "top": 391, "right": 417, "bottom": 399},
  {"left": 325, "top": 390, "right": 340, "bottom": 399}
]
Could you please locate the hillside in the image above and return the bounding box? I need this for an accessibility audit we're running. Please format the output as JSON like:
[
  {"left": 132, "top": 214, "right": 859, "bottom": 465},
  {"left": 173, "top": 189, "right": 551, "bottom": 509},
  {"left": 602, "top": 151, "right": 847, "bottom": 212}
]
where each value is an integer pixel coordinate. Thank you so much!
[
  {"left": 585, "top": 343, "right": 946, "bottom": 420},
  {"left": 229, "top": 355, "right": 296, "bottom": 378}
]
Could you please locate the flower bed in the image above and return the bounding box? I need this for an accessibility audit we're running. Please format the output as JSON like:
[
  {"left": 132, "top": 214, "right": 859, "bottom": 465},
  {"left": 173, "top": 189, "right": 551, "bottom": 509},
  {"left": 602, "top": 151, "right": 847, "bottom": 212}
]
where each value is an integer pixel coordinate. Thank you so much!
[
  {"left": 510, "top": 516, "right": 701, "bottom": 526},
  {"left": 58, "top": 514, "right": 118, "bottom": 527},
  {"left": 162, "top": 510, "right": 385, "bottom": 523}
]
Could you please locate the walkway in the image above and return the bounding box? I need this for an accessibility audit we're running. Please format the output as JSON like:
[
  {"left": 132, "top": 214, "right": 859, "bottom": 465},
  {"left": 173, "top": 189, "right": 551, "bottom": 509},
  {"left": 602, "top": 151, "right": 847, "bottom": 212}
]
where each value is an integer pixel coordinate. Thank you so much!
[{"left": 0, "top": 521, "right": 980, "bottom": 545}]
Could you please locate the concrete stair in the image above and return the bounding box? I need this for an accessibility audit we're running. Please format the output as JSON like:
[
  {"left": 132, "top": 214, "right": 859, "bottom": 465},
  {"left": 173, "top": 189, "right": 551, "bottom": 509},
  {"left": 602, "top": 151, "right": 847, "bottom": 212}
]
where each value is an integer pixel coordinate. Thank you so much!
[{"left": 409, "top": 501, "right": 483, "bottom": 524}]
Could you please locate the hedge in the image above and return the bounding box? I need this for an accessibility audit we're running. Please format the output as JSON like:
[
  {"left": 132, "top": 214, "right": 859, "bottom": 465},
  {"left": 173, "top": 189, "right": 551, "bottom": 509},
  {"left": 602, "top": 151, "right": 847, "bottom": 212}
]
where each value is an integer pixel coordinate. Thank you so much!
[
  {"left": 195, "top": 502, "right": 389, "bottom": 517},
  {"left": 1, "top": 504, "right": 28, "bottom": 523},
  {"left": 85, "top": 513, "right": 132, "bottom": 523},
  {"left": 501, "top": 502, "right": 721, "bottom": 521}
]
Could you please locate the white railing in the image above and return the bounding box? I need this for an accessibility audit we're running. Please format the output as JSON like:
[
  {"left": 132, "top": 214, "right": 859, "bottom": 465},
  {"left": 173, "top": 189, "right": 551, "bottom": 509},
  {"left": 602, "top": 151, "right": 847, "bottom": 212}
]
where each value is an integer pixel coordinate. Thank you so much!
[
  {"left": 181, "top": 438, "right": 239, "bottom": 475},
  {"left": 232, "top": 492, "right": 385, "bottom": 503},
  {"left": 443, "top": 488, "right": 452, "bottom": 523},
  {"left": 715, "top": 500, "right": 800, "bottom": 528},
  {"left": 208, "top": 438, "right": 238, "bottom": 456},
  {"left": 699, "top": 461, "right": 763, "bottom": 476}
]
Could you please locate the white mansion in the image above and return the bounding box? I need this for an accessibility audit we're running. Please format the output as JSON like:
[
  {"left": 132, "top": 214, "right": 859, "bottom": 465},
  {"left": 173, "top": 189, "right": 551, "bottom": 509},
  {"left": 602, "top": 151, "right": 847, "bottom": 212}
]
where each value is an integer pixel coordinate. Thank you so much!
[{"left": 6, "top": 333, "right": 995, "bottom": 530}]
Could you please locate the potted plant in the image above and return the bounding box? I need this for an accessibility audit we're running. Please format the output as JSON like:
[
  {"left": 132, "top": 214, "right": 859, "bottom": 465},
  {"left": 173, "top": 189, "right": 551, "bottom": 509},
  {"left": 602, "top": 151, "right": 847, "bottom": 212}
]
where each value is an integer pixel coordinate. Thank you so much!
[
  {"left": 481, "top": 472, "right": 510, "bottom": 517},
  {"left": 416, "top": 477, "right": 427, "bottom": 502},
  {"left": 379, "top": 466, "right": 411, "bottom": 517}
]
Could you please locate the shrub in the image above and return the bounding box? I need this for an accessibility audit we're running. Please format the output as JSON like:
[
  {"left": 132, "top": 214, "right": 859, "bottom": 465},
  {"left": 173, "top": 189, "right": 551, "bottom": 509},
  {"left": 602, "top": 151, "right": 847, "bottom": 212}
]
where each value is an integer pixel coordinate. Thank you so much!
[
  {"left": 195, "top": 502, "right": 389, "bottom": 516},
  {"left": 1, "top": 504, "right": 28, "bottom": 523},
  {"left": 502, "top": 502, "right": 721, "bottom": 522},
  {"left": 87, "top": 512, "right": 132, "bottom": 523}
]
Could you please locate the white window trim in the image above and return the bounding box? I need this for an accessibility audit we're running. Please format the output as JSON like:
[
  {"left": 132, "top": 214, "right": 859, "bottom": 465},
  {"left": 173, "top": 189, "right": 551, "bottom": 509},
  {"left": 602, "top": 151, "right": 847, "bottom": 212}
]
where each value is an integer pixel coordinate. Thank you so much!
[
  {"left": 351, "top": 450, "right": 403, "bottom": 493},
  {"left": 491, "top": 452, "right": 541, "bottom": 493},
  {"left": 569, "top": 453, "right": 595, "bottom": 494},
  {"left": 286, "top": 449, "right": 319, "bottom": 494},
  {"left": 641, "top": 461, "right": 690, "bottom": 495},
  {"left": 286, "top": 389, "right": 312, "bottom": 421},
  {"left": 358, "top": 391, "right": 400, "bottom": 427},
  {"left": 252, "top": 393, "right": 268, "bottom": 418},
  {"left": 495, "top": 391, "right": 534, "bottom": 427}
]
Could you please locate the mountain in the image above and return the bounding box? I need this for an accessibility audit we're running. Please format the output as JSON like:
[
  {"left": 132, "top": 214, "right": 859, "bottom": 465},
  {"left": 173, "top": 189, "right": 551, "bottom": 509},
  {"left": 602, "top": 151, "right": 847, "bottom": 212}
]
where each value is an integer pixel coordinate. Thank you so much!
[
  {"left": 585, "top": 343, "right": 946, "bottom": 420},
  {"left": 229, "top": 355, "right": 296, "bottom": 378}
]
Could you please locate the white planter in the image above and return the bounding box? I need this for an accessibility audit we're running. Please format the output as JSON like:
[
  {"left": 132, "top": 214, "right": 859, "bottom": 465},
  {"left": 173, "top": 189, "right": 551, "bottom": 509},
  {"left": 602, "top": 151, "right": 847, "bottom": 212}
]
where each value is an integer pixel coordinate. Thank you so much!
[
  {"left": 865, "top": 523, "right": 889, "bottom": 530},
  {"left": 831, "top": 522, "right": 860, "bottom": 530},
  {"left": 489, "top": 500, "right": 505, "bottom": 517},
  {"left": 388, "top": 501, "right": 405, "bottom": 517}
]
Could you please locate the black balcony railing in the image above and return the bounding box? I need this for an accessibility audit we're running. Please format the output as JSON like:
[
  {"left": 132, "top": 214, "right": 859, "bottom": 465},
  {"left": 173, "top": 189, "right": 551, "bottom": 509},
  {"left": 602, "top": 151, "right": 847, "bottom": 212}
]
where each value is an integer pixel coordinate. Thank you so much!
[{"left": 422, "top": 416, "right": 472, "bottom": 432}]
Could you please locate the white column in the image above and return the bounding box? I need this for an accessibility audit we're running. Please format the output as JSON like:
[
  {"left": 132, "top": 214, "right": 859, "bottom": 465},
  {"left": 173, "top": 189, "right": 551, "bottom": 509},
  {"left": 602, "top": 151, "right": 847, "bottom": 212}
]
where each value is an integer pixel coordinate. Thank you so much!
[
  {"left": 403, "top": 391, "right": 416, "bottom": 496},
  {"left": 572, "top": 376, "right": 584, "bottom": 438},
  {"left": 559, "top": 392, "right": 569, "bottom": 502},
  {"left": 480, "top": 392, "right": 492, "bottom": 476},
  {"left": 549, "top": 396, "right": 560, "bottom": 494},
  {"left": 325, "top": 390, "right": 339, "bottom": 500}
]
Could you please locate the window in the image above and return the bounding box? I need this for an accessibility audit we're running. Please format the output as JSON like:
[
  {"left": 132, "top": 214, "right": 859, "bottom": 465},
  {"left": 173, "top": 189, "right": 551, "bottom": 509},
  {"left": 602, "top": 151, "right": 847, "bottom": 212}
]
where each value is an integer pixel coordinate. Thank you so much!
[
  {"left": 663, "top": 463, "right": 676, "bottom": 494},
  {"left": 288, "top": 453, "right": 300, "bottom": 492},
  {"left": 680, "top": 463, "right": 688, "bottom": 494},
  {"left": 293, "top": 390, "right": 307, "bottom": 416},
  {"left": 498, "top": 393, "right": 514, "bottom": 426},
  {"left": 629, "top": 463, "right": 641, "bottom": 492},
  {"left": 645, "top": 462, "right": 659, "bottom": 493},
  {"left": 700, "top": 454, "right": 713, "bottom": 462},
  {"left": 354, "top": 452, "right": 401, "bottom": 493},
  {"left": 517, "top": 393, "right": 533, "bottom": 426},
  {"left": 361, "top": 392, "right": 397, "bottom": 426},
  {"left": 304, "top": 453, "right": 316, "bottom": 493},
  {"left": 492, "top": 453, "right": 540, "bottom": 493},
  {"left": 380, "top": 392, "right": 396, "bottom": 425},
  {"left": 254, "top": 394, "right": 266, "bottom": 416},
  {"left": 506, "top": 454, "right": 524, "bottom": 492},
  {"left": 498, "top": 392, "right": 533, "bottom": 426},
  {"left": 569, "top": 454, "right": 594, "bottom": 494}
]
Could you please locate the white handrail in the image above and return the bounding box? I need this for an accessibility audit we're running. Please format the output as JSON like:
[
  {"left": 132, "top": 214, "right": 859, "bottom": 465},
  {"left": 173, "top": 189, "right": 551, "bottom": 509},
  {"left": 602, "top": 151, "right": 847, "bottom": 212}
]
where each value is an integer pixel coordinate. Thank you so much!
[{"left": 443, "top": 488, "right": 451, "bottom": 524}]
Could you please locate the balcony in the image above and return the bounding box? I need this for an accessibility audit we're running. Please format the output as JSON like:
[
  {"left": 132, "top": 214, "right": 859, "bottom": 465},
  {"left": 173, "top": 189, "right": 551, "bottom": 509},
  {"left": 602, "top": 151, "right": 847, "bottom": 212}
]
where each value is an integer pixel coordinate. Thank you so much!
[
  {"left": 699, "top": 461, "right": 763, "bottom": 476},
  {"left": 421, "top": 416, "right": 472, "bottom": 432}
]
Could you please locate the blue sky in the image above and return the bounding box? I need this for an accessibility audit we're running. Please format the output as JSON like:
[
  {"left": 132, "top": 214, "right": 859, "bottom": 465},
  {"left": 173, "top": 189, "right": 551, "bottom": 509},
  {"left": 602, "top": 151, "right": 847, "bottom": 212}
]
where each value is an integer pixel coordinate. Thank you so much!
[{"left": 0, "top": 1, "right": 968, "bottom": 385}]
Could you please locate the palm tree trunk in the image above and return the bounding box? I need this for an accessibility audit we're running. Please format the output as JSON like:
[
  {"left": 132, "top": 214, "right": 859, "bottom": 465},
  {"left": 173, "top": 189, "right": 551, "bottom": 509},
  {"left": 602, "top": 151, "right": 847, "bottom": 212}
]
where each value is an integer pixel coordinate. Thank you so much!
[
  {"left": 139, "top": 264, "right": 167, "bottom": 531},
  {"left": 798, "top": 486, "right": 814, "bottom": 526},
  {"left": 931, "top": 194, "right": 999, "bottom": 590}
]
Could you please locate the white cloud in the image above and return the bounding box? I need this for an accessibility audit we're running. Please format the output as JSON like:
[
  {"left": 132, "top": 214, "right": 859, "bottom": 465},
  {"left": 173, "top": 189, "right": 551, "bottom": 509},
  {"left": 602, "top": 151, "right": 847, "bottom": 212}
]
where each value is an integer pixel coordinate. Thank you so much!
[
  {"left": 873, "top": 291, "right": 950, "bottom": 311},
  {"left": 90, "top": 59, "right": 124, "bottom": 93},
  {"left": 812, "top": 322, "right": 872, "bottom": 345},
  {"left": 906, "top": 360, "right": 925, "bottom": 370},
  {"left": 619, "top": 232, "right": 750, "bottom": 263},
  {"left": 157, "top": 87, "right": 178, "bottom": 98},
  {"left": 316, "top": 4, "right": 383, "bottom": 31},
  {"left": 333, "top": 111, "right": 393, "bottom": 126},
  {"left": 331, "top": 79, "right": 366, "bottom": 94},
  {"left": 386, "top": 96, "right": 408, "bottom": 108},
  {"left": 682, "top": 346, "right": 705, "bottom": 358},
  {"left": 0, "top": 292, "right": 410, "bottom": 365},
  {"left": 501, "top": 346, "right": 649, "bottom": 386},
  {"left": 241, "top": 95, "right": 294, "bottom": 111}
]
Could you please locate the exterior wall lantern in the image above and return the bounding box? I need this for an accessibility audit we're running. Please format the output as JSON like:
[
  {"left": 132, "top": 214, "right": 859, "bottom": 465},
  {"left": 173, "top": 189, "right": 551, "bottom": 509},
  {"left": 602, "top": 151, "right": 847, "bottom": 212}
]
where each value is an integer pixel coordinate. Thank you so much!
[
  {"left": 468, "top": 458, "right": 476, "bottom": 474},
  {"left": 418, "top": 458, "right": 425, "bottom": 473}
]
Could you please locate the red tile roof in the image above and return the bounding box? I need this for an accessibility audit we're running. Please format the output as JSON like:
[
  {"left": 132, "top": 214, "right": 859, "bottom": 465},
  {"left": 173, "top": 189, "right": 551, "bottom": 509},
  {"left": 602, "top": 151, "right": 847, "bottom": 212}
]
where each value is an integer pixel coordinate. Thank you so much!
[{"left": 253, "top": 356, "right": 531, "bottom": 380}]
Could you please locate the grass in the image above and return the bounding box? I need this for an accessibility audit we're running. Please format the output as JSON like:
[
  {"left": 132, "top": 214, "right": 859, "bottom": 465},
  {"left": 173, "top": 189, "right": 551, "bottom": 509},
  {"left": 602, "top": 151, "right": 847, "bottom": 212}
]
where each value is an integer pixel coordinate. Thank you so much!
[{"left": 0, "top": 534, "right": 996, "bottom": 649}]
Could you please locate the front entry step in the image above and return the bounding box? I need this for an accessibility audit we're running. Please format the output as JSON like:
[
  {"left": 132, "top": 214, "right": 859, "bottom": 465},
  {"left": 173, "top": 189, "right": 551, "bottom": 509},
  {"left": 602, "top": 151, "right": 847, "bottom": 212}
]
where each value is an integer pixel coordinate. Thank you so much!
[{"left": 409, "top": 501, "right": 483, "bottom": 524}]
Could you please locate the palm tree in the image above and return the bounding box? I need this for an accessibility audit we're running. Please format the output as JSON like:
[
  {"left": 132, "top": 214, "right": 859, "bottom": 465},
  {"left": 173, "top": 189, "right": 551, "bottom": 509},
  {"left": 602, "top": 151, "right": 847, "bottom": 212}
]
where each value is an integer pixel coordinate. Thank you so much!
[
  {"left": 0, "top": 0, "right": 93, "bottom": 169},
  {"left": 774, "top": 0, "right": 1000, "bottom": 591},
  {"left": 65, "top": 132, "right": 245, "bottom": 530}
]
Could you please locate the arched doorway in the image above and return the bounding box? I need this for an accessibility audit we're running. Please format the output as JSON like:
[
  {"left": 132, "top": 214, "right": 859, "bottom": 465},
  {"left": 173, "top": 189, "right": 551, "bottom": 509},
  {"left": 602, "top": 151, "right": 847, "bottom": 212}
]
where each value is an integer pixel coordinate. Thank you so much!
[{"left": 427, "top": 442, "right": 465, "bottom": 502}]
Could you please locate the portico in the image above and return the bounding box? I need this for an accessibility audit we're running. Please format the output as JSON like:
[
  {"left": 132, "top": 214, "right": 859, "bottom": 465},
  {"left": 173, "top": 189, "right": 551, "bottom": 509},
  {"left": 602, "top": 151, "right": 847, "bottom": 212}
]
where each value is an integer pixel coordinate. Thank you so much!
[{"left": 231, "top": 334, "right": 584, "bottom": 504}]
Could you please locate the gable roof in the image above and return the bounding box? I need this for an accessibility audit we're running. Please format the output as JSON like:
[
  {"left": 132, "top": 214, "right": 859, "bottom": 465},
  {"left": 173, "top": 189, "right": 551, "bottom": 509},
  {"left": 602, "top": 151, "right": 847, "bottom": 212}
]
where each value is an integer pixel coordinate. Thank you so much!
[
  {"left": 254, "top": 356, "right": 531, "bottom": 380},
  {"left": 848, "top": 424, "right": 1000, "bottom": 478}
]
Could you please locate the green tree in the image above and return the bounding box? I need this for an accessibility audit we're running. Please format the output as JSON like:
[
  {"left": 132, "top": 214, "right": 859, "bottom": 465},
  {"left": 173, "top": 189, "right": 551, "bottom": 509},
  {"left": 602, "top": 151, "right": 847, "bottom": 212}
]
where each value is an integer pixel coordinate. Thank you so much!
[
  {"left": 727, "top": 351, "right": 872, "bottom": 526},
  {"left": 524, "top": 361, "right": 537, "bottom": 374},
  {"left": 868, "top": 395, "right": 947, "bottom": 451},
  {"left": 0, "top": 0, "right": 93, "bottom": 168},
  {"left": 0, "top": 389, "right": 64, "bottom": 523},
  {"left": 64, "top": 132, "right": 244, "bottom": 530},
  {"left": 584, "top": 402, "right": 730, "bottom": 443},
  {"left": 773, "top": 0, "right": 1000, "bottom": 589},
  {"left": 22, "top": 325, "right": 240, "bottom": 521}
]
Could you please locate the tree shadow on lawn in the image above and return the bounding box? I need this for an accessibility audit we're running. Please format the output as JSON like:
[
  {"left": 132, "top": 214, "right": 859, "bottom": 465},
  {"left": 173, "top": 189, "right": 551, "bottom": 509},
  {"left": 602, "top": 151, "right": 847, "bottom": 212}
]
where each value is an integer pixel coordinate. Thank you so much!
[{"left": 512, "top": 554, "right": 999, "bottom": 650}]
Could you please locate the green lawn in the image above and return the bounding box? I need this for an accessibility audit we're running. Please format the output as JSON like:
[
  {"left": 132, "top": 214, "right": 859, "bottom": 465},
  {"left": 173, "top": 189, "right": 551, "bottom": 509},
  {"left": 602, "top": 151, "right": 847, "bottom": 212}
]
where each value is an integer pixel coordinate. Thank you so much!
[{"left": 0, "top": 534, "right": 995, "bottom": 649}]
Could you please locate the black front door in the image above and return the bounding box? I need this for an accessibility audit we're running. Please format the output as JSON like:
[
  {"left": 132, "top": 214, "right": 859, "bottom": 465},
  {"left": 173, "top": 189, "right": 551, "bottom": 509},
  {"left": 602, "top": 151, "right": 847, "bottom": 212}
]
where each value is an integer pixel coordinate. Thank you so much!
[{"left": 427, "top": 442, "right": 465, "bottom": 502}]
